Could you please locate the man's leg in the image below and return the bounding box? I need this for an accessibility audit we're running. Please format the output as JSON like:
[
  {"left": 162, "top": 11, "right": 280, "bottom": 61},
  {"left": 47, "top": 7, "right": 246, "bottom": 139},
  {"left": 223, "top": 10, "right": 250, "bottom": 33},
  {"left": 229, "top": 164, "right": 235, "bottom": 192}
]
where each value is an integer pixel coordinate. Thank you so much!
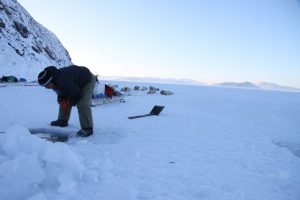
[
  {"left": 50, "top": 106, "right": 71, "bottom": 127},
  {"left": 77, "top": 75, "right": 96, "bottom": 129},
  {"left": 58, "top": 106, "right": 72, "bottom": 122}
]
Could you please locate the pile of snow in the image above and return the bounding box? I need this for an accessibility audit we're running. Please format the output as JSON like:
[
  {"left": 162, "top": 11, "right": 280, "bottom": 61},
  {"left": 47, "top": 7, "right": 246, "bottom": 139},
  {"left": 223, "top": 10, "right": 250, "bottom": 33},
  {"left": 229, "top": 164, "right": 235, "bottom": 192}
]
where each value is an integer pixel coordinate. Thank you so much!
[
  {"left": 0, "top": 0, "right": 72, "bottom": 81},
  {"left": 0, "top": 125, "right": 84, "bottom": 199}
]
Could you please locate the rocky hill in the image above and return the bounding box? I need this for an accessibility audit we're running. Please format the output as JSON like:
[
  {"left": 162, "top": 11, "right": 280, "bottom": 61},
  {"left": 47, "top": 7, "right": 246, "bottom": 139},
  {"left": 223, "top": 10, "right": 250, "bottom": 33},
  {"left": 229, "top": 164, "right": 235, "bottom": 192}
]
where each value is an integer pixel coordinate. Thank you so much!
[{"left": 0, "top": 0, "right": 72, "bottom": 81}]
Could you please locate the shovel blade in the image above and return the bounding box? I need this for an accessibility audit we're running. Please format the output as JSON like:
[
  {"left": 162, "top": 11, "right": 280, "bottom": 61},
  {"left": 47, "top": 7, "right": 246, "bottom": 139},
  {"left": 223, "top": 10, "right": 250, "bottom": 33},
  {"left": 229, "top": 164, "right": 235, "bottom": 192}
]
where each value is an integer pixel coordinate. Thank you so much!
[
  {"left": 128, "top": 105, "right": 165, "bottom": 119},
  {"left": 150, "top": 105, "right": 165, "bottom": 116}
]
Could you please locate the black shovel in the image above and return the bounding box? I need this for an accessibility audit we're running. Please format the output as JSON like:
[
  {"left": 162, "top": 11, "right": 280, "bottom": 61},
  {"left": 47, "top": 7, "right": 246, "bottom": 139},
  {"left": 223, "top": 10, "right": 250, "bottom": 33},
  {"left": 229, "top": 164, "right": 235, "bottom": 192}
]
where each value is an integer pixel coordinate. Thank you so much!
[{"left": 128, "top": 105, "right": 165, "bottom": 119}]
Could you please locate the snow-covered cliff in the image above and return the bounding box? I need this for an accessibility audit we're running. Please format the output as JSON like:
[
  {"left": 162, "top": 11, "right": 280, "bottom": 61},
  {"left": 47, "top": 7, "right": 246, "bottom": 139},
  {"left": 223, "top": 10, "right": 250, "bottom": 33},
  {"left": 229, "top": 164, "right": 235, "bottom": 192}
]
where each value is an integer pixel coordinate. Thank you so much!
[{"left": 0, "top": 0, "right": 72, "bottom": 81}]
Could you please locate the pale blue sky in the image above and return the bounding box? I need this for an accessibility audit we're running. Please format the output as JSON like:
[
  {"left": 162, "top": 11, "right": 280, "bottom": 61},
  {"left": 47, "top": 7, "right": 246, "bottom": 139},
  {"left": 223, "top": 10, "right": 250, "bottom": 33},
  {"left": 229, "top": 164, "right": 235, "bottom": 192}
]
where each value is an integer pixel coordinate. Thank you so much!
[{"left": 18, "top": 0, "right": 300, "bottom": 87}]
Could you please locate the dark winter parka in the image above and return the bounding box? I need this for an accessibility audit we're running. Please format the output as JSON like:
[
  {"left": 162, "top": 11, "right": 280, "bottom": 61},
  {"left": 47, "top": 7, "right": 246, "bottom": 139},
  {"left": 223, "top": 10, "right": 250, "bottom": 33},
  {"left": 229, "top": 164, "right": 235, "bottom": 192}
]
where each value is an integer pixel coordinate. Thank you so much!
[{"left": 51, "top": 65, "right": 92, "bottom": 106}]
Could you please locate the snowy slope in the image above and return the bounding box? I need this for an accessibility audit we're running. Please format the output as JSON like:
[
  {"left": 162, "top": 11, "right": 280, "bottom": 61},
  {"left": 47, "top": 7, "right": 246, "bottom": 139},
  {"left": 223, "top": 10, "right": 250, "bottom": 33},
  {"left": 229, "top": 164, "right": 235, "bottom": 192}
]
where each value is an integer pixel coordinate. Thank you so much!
[
  {"left": 0, "top": 82, "right": 300, "bottom": 200},
  {"left": 0, "top": 0, "right": 72, "bottom": 81}
]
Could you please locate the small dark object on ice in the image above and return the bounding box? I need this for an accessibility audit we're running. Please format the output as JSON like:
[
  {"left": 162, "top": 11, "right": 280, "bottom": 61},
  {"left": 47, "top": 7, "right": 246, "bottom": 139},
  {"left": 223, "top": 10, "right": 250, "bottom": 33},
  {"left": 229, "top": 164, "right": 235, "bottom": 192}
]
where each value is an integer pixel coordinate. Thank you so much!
[
  {"left": 128, "top": 105, "right": 165, "bottom": 119},
  {"left": 120, "top": 87, "right": 132, "bottom": 92},
  {"left": 148, "top": 86, "right": 159, "bottom": 94},
  {"left": 134, "top": 86, "right": 140, "bottom": 90},
  {"left": 160, "top": 90, "right": 174, "bottom": 95}
]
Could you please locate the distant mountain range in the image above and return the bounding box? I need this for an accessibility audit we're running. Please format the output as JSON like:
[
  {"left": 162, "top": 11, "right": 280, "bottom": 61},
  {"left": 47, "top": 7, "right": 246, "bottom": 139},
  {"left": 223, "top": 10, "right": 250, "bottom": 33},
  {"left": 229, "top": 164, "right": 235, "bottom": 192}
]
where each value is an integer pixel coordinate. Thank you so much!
[
  {"left": 101, "top": 76, "right": 206, "bottom": 86},
  {"left": 216, "top": 82, "right": 300, "bottom": 92},
  {"left": 0, "top": 0, "right": 72, "bottom": 80},
  {"left": 218, "top": 81, "right": 257, "bottom": 88},
  {"left": 102, "top": 77, "right": 300, "bottom": 92}
]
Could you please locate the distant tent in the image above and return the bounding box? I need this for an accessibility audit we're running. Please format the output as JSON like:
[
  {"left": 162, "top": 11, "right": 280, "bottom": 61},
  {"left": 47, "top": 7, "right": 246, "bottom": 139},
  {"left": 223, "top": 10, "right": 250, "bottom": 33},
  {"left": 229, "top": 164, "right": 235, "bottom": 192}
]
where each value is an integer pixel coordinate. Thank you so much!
[
  {"left": 19, "top": 78, "right": 27, "bottom": 82},
  {"left": 105, "top": 84, "right": 117, "bottom": 98},
  {"left": 1, "top": 76, "right": 18, "bottom": 83},
  {"left": 91, "top": 82, "right": 124, "bottom": 106}
]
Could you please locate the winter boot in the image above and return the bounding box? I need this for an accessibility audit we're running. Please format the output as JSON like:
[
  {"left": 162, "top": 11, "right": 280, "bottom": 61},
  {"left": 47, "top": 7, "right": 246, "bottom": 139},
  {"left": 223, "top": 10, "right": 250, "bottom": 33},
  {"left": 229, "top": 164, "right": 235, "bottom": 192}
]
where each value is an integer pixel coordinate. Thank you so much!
[
  {"left": 50, "top": 119, "right": 68, "bottom": 127},
  {"left": 77, "top": 127, "right": 93, "bottom": 137}
]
